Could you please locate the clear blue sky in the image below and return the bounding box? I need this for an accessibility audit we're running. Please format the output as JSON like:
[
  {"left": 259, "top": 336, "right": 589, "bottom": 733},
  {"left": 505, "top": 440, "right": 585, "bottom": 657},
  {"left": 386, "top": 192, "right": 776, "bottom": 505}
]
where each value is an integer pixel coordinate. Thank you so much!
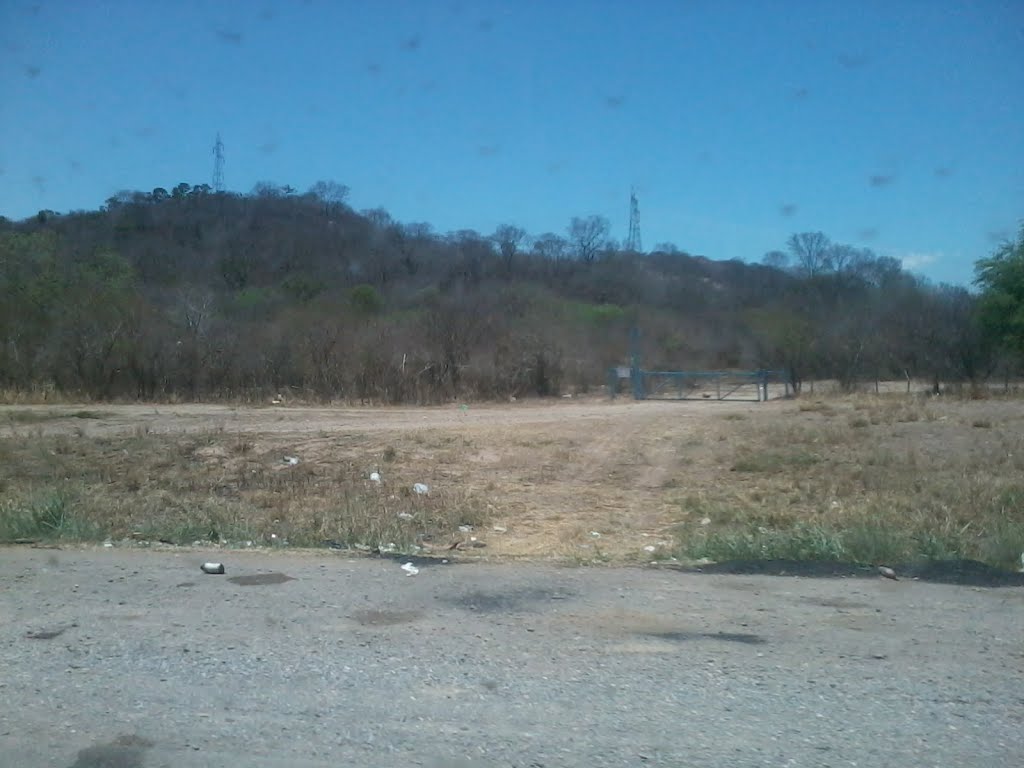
[{"left": 2, "top": 0, "right": 1022, "bottom": 286}]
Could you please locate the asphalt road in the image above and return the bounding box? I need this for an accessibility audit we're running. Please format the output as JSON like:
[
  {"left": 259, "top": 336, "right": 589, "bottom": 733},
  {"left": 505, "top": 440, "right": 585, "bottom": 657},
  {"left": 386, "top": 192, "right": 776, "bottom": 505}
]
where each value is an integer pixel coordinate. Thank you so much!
[{"left": 1, "top": 547, "right": 1021, "bottom": 767}]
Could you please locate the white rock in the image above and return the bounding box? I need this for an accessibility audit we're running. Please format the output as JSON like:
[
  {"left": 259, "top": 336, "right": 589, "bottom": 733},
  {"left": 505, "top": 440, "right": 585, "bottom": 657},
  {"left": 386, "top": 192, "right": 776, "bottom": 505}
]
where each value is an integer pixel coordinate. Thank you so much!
[
  {"left": 369, "top": 471, "right": 381, "bottom": 483},
  {"left": 413, "top": 482, "right": 429, "bottom": 495}
]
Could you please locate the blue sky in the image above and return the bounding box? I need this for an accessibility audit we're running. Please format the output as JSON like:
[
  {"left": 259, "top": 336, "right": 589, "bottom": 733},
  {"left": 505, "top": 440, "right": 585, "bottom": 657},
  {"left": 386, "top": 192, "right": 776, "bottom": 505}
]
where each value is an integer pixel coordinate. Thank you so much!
[{"left": 1, "top": 0, "right": 1022, "bottom": 286}]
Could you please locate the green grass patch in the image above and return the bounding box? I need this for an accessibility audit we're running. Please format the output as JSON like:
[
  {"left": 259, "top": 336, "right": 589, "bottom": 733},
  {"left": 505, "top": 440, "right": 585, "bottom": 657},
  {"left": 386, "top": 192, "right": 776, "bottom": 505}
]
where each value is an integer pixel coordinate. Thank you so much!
[
  {"left": 681, "top": 519, "right": 1010, "bottom": 567},
  {"left": 0, "top": 490, "right": 107, "bottom": 542}
]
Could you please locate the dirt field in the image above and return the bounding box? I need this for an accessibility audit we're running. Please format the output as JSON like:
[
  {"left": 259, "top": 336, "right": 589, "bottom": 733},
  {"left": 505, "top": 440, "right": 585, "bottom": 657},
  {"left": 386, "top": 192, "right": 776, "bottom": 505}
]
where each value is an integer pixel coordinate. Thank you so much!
[
  {"left": 1, "top": 397, "right": 745, "bottom": 558},
  {"left": 2, "top": 393, "right": 1023, "bottom": 565}
]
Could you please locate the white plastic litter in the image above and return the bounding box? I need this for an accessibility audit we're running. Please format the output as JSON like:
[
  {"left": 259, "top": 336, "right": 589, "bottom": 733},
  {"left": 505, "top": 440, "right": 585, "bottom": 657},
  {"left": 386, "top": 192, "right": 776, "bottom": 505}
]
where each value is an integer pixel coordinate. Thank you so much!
[
  {"left": 700, "top": 517, "right": 712, "bottom": 526},
  {"left": 401, "top": 562, "right": 419, "bottom": 576},
  {"left": 458, "top": 525, "right": 473, "bottom": 533},
  {"left": 590, "top": 531, "right": 601, "bottom": 538},
  {"left": 369, "top": 471, "right": 381, "bottom": 483},
  {"left": 492, "top": 526, "right": 507, "bottom": 533},
  {"left": 397, "top": 512, "right": 414, "bottom": 520},
  {"left": 413, "top": 483, "right": 429, "bottom": 495},
  {"left": 643, "top": 545, "right": 656, "bottom": 553},
  {"left": 283, "top": 456, "right": 299, "bottom": 466}
]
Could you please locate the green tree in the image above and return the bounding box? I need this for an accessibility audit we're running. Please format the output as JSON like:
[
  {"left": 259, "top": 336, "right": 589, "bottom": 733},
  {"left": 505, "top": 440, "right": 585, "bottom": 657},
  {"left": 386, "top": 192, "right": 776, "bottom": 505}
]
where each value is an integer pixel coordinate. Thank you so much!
[{"left": 975, "top": 224, "right": 1024, "bottom": 362}]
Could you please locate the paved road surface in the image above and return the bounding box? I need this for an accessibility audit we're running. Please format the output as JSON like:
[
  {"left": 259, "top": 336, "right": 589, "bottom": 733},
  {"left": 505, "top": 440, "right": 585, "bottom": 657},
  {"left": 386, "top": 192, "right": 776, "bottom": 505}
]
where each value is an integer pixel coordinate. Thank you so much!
[{"left": 1, "top": 548, "right": 1021, "bottom": 767}]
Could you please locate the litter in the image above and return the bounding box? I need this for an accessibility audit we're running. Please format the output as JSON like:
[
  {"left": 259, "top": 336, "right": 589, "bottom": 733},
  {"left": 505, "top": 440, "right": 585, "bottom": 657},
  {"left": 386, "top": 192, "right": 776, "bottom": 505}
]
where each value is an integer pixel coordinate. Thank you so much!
[
  {"left": 201, "top": 562, "right": 225, "bottom": 575},
  {"left": 590, "top": 531, "right": 601, "bottom": 538},
  {"left": 401, "top": 562, "right": 419, "bottom": 576},
  {"left": 413, "top": 483, "right": 429, "bottom": 495},
  {"left": 492, "top": 526, "right": 507, "bottom": 533},
  {"left": 699, "top": 517, "right": 711, "bottom": 526},
  {"left": 458, "top": 525, "right": 473, "bottom": 533},
  {"left": 643, "top": 545, "right": 656, "bottom": 553},
  {"left": 283, "top": 456, "right": 299, "bottom": 466},
  {"left": 369, "top": 471, "right": 381, "bottom": 483},
  {"left": 397, "top": 512, "right": 414, "bottom": 520}
]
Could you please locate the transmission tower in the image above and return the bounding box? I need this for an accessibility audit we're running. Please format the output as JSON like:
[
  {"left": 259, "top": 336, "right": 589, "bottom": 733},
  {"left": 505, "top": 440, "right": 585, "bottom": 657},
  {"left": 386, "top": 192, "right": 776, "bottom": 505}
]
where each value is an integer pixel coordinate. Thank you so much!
[
  {"left": 212, "top": 132, "right": 225, "bottom": 192},
  {"left": 626, "top": 187, "right": 642, "bottom": 252}
]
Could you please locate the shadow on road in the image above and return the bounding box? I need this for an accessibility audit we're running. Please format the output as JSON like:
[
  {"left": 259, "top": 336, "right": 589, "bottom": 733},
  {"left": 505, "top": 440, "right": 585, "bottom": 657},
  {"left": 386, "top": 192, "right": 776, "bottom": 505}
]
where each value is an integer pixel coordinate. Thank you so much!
[{"left": 683, "top": 558, "right": 1024, "bottom": 587}]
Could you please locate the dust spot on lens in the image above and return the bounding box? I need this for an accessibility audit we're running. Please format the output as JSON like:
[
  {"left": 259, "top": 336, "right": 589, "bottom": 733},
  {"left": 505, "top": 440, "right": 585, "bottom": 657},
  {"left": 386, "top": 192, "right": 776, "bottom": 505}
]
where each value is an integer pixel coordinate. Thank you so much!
[{"left": 215, "top": 29, "right": 243, "bottom": 45}]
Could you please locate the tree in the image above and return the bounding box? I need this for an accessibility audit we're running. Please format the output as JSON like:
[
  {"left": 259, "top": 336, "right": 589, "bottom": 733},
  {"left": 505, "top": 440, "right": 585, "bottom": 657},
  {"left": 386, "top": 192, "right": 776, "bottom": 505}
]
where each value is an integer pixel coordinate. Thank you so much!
[
  {"left": 307, "top": 180, "right": 350, "bottom": 217},
  {"left": 787, "top": 231, "right": 832, "bottom": 276},
  {"left": 762, "top": 250, "right": 789, "bottom": 269},
  {"left": 975, "top": 224, "right": 1024, "bottom": 364},
  {"left": 492, "top": 224, "right": 527, "bottom": 275},
  {"left": 748, "top": 305, "right": 816, "bottom": 394},
  {"left": 533, "top": 233, "right": 567, "bottom": 261},
  {"left": 567, "top": 215, "right": 610, "bottom": 263}
]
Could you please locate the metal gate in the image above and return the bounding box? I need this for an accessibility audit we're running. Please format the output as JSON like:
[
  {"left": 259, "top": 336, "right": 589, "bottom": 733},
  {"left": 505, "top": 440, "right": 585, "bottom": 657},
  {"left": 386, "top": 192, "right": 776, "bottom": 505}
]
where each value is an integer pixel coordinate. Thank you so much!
[{"left": 609, "top": 368, "right": 787, "bottom": 402}]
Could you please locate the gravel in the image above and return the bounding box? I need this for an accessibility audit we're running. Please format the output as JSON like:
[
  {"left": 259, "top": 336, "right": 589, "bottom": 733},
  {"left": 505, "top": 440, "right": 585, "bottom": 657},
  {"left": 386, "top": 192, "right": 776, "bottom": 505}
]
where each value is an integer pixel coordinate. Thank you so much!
[{"left": 1, "top": 547, "right": 1021, "bottom": 767}]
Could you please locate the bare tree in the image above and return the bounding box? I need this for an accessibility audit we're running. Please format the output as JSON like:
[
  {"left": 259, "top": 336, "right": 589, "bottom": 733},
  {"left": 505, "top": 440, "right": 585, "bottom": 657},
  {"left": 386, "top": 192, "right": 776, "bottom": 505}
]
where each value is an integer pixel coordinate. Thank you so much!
[
  {"left": 307, "top": 180, "right": 350, "bottom": 217},
  {"left": 568, "top": 215, "right": 610, "bottom": 263},
  {"left": 762, "top": 250, "right": 790, "bottom": 269},
  {"left": 492, "top": 224, "right": 527, "bottom": 275},
  {"left": 787, "top": 232, "right": 833, "bottom": 276},
  {"left": 533, "top": 233, "right": 568, "bottom": 261}
]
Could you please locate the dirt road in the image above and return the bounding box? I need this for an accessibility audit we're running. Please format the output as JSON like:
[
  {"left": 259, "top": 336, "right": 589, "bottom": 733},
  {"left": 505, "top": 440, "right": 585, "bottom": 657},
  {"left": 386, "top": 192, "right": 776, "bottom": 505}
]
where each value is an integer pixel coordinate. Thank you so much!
[{"left": 1, "top": 547, "right": 1021, "bottom": 767}]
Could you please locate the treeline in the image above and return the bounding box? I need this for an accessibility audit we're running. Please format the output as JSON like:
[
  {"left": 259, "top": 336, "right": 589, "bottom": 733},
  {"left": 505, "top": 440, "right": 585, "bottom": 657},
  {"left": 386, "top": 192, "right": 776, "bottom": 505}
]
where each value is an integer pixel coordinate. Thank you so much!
[{"left": 0, "top": 181, "right": 1018, "bottom": 402}]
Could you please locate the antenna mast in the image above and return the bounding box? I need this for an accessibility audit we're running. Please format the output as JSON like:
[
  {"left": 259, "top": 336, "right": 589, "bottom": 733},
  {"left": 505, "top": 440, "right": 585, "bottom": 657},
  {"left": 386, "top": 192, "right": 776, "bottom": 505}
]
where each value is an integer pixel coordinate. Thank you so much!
[
  {"left": 626, "top": 186, "right": 642, "bottom": 252},
  {"left": 212, "top": 132, "right": 225, "bottom": 192}
]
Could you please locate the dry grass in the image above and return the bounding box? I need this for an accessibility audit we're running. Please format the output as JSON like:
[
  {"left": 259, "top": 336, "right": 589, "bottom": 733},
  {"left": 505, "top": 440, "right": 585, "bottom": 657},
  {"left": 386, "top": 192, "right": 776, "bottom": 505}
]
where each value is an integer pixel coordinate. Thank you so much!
[
  {"left": 0, "top": 426, "right": 488, "bottom": 553},
  {"left": 1, "top": 393, "right": 1023, "bottom": 569},
  {"left": 678, "top": 395, "right": 1024, "bottom": 569}
]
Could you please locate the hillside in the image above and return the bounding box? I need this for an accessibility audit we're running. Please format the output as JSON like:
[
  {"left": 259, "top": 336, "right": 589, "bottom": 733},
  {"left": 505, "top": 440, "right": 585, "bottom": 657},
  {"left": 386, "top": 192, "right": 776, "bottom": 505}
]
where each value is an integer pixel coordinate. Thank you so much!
[{"left": 0, "top": 182, "right": 995, "bottom": 402}]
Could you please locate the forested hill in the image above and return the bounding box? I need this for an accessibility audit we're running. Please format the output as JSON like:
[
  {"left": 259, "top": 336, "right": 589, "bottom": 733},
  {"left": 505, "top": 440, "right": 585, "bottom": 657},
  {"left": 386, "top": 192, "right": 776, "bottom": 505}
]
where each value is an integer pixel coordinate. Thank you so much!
[{"left": 0, "top": 182, "right": 1000, "bottom": 402}]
